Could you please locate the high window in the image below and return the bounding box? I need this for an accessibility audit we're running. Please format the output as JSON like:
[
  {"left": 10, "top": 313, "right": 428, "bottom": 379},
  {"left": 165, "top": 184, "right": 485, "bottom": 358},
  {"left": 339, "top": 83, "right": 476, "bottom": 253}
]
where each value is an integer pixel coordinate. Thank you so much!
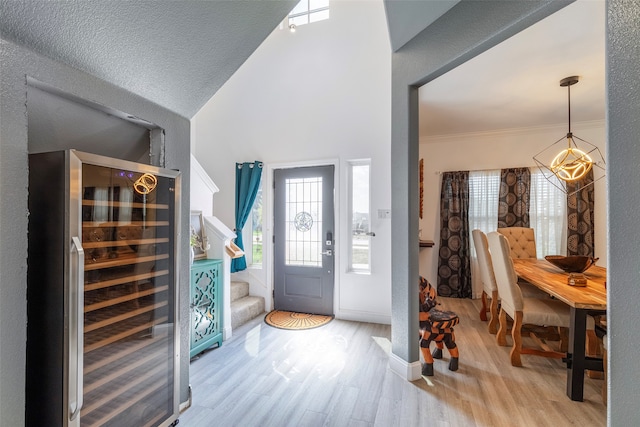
[{"left": 289, "top": 0, "right": 330, "bottom": 28}]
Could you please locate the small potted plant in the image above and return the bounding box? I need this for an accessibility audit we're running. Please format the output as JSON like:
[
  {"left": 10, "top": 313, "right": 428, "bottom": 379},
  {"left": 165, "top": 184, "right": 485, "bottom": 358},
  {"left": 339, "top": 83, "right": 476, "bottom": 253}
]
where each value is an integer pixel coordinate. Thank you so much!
[{"left": 189, "top": 226, "right": 210, "bottom": 264}]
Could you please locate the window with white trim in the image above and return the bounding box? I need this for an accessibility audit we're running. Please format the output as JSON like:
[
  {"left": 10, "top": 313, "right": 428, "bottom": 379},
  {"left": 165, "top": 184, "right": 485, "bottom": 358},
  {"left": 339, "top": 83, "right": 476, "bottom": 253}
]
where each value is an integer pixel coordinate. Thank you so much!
[
  {"left": 348, "top": 160, "right": 371, "bottom": 272},
  {"left": 289, "top": 0, "right": 330, "bottom": 28},
  {"left": 468, "top": 170, "right": 501, "bottom": 244},
  {"left": 468, "top": 169, "right": 566, "bottom": 257},
  {"left": 530, "top": 170, "right": 567, "bottom": 256},
  {"left": 242, "top": 185, "right": 263, "bottom": 267}
]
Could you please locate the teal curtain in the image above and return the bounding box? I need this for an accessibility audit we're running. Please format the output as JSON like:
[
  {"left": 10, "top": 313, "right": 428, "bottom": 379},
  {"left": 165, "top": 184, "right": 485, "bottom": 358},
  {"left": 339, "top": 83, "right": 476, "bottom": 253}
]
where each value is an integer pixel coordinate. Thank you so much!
[{"left": 231, "top": 161, "right": 263, "bottom": 272}]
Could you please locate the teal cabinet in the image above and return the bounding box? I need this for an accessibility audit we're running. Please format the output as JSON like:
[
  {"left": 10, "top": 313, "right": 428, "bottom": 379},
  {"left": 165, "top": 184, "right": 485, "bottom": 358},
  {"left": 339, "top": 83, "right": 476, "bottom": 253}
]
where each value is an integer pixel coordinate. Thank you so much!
[{"left": 190, "top": 259, "right": 223, "bottom": 358}]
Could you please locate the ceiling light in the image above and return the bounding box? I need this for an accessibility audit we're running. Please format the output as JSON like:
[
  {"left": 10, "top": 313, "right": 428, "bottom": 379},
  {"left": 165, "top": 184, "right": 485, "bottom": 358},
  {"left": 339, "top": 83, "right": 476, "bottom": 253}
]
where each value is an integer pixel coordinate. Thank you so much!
[{"left": 533, "top": 76, "right": 605, "bottom": 194}]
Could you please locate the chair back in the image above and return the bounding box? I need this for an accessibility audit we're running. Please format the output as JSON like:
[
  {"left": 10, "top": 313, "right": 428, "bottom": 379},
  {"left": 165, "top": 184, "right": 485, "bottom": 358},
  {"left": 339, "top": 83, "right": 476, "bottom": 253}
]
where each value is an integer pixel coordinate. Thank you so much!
[
  {"left": 472, "top": 229, "right": 498, "bottom": 294},
  {"left": 497, "top": 227, "right": 537, "bottom": 259},
  {"left": 487, "top": 232, "right": 524, "bottom": 315}
]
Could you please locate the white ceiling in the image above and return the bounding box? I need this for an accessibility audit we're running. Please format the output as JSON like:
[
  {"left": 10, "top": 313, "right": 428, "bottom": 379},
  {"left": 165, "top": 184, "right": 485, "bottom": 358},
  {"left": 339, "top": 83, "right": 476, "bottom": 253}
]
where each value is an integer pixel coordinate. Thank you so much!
[{"left": 419, "top": 0, "right": 606, "bottom": 138}]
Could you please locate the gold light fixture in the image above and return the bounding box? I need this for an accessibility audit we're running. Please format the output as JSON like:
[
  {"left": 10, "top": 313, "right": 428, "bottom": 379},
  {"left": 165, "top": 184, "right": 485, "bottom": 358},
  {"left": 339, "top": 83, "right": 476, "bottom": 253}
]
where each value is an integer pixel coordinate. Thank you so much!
[
  {"left": 549, "top": 143, "right": 593, "bottom": 181},
  {"left": 134, "top": 173, "right": 158, "bottom": 195},
  {"left": 533, "top": 76, "right": 605, "bottom": 194}
]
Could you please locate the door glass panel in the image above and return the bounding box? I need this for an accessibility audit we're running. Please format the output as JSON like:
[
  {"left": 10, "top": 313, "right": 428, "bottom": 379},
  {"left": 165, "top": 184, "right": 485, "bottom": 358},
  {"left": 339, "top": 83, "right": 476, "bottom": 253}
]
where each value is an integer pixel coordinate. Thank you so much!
[
  {"left": 285, "top": 176, "right": 323, "bottom": 267},
  {"left": 81, "top": 163, "right": 176, "bottom": 426}
]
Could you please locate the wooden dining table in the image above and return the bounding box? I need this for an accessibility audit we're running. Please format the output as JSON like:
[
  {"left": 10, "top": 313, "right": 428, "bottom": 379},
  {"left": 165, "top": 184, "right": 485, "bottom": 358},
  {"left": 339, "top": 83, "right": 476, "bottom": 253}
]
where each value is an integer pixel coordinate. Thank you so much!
[{"left": 512, "top": 258, "right": 607, "bottom": 402}]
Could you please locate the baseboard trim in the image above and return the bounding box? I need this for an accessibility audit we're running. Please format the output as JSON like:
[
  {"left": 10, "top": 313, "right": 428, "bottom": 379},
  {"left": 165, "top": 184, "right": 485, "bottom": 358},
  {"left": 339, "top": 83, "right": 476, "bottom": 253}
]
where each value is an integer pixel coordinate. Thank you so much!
[
  {"left": 179, "top": 384, "right": 192, "bottom": 413},
  {"left": 223, "top": 325, "right": 233, "bottom": 341},
  {"left": 389, "top": 351, "right": 422, "bottom": 381},
  {"left": 335, "top": 309, "right": 391, "bottom": 325}
]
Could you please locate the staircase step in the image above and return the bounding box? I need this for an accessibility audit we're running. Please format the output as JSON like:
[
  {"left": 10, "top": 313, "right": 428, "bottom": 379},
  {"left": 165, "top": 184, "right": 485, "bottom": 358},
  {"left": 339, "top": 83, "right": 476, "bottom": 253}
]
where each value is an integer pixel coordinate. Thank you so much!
[
  {"left": 230, "top": 280, "right": 249, "bottom": 303},
  {"left": 231, "top": 296, "right": 265, "bottom": 330}
]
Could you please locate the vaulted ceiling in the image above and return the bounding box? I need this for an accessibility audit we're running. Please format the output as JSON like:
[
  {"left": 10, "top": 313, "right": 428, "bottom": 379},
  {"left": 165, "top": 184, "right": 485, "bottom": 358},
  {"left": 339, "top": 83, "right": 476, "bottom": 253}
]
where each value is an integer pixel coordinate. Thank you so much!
[
  {"left": 1, "top": 0, "right": 603, "bottom": 139},
  {"left": 0, "top": 0, "right": 298, "bottom": 119},
  {"left": 1, "top": 0, "right": 461, "bottom": 120}
]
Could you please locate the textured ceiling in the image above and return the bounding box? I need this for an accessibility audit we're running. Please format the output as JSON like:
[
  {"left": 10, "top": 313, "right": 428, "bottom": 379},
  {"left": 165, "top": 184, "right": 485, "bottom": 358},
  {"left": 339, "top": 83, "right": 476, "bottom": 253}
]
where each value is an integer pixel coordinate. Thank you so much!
[
  {"left": 0, "top": 0, "right": 298, "bottom": 119},
  {"left": 419, "top": 0, "right": 606, "bottom": 137},
  {"left": 1, "top": 0, "right": 604, "bottom": 138},
  {"left": 383, "top": 0, "right": 459, "bottom": 51}
]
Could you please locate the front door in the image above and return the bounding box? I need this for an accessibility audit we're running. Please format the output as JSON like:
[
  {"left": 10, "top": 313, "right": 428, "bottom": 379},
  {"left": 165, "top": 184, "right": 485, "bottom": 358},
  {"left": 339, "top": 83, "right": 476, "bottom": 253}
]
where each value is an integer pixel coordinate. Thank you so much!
[{"left": 273, "top": 165, "right": 335, "bottom": 315}]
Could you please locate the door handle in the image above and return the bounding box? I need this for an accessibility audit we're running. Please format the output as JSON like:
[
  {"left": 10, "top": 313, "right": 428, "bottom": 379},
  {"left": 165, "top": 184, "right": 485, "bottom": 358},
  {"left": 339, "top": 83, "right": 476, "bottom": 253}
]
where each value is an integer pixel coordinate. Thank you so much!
[
  {"left": 321, "top": 249, "right": 333, "bottom": 256},
  {"left": 70, "top": 236, "right": 84, "bottom": 421}
]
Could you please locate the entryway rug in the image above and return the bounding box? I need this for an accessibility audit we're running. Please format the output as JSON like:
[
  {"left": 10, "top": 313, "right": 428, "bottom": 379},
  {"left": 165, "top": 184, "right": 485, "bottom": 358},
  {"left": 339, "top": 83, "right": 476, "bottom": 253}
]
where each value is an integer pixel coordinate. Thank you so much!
[{"left": 264, "top": 310, "right": 334, "bottom": 330}]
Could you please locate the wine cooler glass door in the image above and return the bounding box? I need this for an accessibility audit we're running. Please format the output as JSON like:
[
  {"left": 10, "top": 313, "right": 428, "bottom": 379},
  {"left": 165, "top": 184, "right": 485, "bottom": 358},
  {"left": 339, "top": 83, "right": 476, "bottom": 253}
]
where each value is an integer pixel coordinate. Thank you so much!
[{"left": 79, "top": 161, "right": 177, "bottom": 427}]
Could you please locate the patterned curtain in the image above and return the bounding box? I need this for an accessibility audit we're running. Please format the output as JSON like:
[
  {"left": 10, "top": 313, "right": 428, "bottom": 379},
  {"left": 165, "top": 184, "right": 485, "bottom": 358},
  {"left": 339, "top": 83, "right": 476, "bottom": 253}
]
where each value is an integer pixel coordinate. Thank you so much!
[
  {"left": 437, "top": 171, "right": 471, "bottom": 298},
  {"left": 566, "top": 169, "right": 595, "bottom": 256},
  {"left": 498, "top": 167, "right": 530, "bottom": 228}
]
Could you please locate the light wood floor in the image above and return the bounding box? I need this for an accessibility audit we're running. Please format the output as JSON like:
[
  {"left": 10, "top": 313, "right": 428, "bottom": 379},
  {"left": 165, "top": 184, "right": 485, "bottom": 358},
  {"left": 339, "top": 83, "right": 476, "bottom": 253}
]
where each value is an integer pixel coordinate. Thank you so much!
[{"left": 179, "top": 297, "right": 606, "bottom": 426}]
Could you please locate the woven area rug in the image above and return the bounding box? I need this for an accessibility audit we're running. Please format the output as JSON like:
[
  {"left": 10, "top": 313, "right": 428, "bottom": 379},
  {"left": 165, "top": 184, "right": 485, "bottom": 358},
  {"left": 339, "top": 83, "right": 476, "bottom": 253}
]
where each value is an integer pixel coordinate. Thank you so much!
[{"left": 264, "top": 310, "right": 334, "bottom": 330}]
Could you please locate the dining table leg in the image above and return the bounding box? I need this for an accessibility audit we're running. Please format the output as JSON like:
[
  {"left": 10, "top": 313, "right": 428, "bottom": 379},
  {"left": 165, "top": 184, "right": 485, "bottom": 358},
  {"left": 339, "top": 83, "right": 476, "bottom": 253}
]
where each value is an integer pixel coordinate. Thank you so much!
[{"left": 567, "top": 307, "right": 605, "bottom": 401}]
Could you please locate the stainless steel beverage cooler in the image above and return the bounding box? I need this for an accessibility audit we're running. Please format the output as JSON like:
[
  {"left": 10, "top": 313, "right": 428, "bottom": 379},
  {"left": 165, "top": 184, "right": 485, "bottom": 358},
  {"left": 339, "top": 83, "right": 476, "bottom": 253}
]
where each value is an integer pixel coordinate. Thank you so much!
[{"left": 27, "top": 150, "right": 181, "bottom": 427}]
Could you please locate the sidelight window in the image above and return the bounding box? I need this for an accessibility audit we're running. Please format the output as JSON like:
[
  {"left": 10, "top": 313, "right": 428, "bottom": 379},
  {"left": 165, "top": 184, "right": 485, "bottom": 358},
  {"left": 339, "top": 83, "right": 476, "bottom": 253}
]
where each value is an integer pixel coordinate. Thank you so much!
[{"left": 348, "top": 160, "right": 371, "bottom": 272}]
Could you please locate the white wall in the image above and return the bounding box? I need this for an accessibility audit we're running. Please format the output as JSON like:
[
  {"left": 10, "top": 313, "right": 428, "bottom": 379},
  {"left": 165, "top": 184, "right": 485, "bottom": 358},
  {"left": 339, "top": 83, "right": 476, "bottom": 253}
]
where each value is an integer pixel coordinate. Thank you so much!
[
  {"left": 419, "top": 121, "right": 607, "bottom": 293},
  {"left": 190, "top": 154, "right": 219, "bottom": 216},
  {"left": 192, "top": 0, "right": 392, "bottom": 323}
]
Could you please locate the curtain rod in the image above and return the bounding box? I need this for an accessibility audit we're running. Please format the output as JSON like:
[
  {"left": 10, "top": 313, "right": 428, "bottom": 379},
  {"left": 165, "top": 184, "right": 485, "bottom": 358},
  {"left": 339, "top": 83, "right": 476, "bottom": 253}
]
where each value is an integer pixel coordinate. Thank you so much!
[{"left": 433, "top": 165, "right": 540, "bottom": 175}]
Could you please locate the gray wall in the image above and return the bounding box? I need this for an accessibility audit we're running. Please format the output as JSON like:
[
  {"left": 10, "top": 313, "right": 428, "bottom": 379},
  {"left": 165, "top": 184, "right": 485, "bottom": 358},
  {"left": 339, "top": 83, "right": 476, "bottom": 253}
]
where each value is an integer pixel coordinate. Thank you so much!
[
  {"left": 0, "top": 38, "right": 191, "bottom": 425},
  {"left": 390, "top": 0, "right": 572, "bottom": 362},
  {"left": 606, "top": 0, "right": 640, "bottom": 423},
  {"left": 391, "top": 0, "right": 640, "bottom": 423}
]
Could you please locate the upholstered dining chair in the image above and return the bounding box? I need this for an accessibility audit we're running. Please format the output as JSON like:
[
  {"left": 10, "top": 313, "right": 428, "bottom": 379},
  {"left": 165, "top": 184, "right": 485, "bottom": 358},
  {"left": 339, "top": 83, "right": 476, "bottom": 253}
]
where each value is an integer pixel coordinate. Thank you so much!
[
  {"left": 487, "top": 231, "right": 570, "bottom": 367},
  {"left": 472, "top": 229, "right": 548, "bottom": 333},
  {"left": 472, "top": 229, "right": 500, "bottom": 334},
  {"left": 496, "top": 226, "right": 549, "bottom": 298},
  {"left": 497, "top": 227, "right": 537, "bottom": 259}
]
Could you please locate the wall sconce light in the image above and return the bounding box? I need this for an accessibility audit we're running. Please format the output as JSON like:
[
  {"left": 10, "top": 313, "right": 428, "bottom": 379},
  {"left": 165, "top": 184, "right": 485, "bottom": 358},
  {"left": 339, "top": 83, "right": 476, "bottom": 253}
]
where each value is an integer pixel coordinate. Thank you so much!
[
  {"left": 289, "top": 23, "right": 296, "bottom": 33},
  {"left": 533, "top": 76, "right": 605, "bottom": 195}
]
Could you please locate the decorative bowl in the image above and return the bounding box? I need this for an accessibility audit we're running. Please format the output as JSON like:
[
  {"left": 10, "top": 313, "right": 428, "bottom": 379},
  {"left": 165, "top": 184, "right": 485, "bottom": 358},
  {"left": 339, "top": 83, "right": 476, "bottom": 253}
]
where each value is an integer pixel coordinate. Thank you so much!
[{"left": 544, "top": 255, "right": 599, "bottom": 273}]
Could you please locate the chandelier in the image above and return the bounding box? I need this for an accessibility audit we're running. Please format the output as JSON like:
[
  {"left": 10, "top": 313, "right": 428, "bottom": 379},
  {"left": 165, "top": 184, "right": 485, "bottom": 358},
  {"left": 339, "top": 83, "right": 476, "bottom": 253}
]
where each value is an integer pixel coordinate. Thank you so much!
[{"left": 533, "top": 76, "right": 605, "bottom": 194}]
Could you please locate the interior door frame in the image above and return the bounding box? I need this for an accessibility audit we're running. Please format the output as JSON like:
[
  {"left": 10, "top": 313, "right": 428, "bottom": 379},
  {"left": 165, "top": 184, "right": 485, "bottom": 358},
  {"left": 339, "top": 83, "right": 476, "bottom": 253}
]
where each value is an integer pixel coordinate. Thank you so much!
[{"left": 264, "top": 159, "right": 340, "bottom": 313}]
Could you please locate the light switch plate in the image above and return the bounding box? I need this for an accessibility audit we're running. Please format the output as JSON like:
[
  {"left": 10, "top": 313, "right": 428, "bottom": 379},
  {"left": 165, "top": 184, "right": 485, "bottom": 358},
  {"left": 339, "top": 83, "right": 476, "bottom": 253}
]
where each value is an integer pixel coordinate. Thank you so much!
[{"left": 378, "top": 209, "right": 391, "bottom": 219}]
